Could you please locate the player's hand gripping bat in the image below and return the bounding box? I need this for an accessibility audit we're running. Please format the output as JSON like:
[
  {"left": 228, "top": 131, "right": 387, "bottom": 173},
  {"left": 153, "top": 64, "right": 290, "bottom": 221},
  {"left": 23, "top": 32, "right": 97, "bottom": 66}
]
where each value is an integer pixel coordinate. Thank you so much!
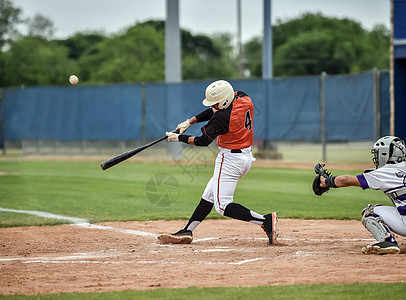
[{"left": 100, "top": 130, "right": 178, "bottom": 170}]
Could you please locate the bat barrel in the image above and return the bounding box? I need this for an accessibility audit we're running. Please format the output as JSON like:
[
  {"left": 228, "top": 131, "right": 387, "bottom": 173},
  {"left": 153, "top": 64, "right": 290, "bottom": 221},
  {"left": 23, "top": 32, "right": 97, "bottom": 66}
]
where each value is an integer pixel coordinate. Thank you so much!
[{"left": 100, "top": 135, "right": 169, "bottom": 170}]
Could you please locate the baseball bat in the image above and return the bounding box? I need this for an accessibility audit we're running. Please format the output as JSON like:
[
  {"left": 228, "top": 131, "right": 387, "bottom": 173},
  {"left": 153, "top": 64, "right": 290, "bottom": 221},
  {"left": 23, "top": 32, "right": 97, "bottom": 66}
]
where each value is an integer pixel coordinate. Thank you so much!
[{"left": 100, "top": 135, "right": 169, "bottom": 170}]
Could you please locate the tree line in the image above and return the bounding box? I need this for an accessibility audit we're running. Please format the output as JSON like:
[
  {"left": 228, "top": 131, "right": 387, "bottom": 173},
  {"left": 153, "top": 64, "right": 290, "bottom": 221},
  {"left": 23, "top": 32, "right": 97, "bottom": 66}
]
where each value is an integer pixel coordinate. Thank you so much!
[{"left": 0, "top": 0, "right": 389, "bottom": 87}]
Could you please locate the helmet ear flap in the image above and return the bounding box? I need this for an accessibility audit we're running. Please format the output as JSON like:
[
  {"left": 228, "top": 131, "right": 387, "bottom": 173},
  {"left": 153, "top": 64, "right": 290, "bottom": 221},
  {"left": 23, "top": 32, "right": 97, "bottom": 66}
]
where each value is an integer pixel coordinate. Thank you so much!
[{"left": 391, "top": 139, "right": 406, "bottom": 163}]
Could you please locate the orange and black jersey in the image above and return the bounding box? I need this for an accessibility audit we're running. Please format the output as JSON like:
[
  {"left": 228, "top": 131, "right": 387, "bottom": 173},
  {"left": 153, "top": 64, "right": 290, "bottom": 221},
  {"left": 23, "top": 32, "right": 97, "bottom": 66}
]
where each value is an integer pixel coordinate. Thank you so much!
[{"left": 179, "top": 91, "right": 254, "bottom": 149}]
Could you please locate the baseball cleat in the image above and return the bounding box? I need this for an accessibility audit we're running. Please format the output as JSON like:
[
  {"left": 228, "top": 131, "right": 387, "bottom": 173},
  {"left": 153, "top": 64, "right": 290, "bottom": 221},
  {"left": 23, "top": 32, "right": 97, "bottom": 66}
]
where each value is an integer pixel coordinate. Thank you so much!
[
  {"left": 362, "top": 241, "right": 400, "bottom": 255},
  {"left": 157, "top": 229, "right": 193, "bottom": 244},
  {"left": 261, "top": 212, "right": 277, "bottom": 245}
]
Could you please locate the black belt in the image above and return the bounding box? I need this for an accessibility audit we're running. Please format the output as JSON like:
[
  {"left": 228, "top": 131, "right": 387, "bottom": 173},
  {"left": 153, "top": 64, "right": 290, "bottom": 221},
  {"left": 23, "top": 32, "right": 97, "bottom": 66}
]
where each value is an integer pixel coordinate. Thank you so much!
[{"left": 231, "top": 149, "right": 242, "bottom": 153}]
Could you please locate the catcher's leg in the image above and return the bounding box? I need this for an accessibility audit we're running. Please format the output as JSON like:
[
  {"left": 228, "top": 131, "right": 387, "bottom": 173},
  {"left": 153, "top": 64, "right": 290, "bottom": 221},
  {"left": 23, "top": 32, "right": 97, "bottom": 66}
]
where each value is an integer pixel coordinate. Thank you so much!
[
  {"left": 374, "top": 205, "right": 406, "bottom": 236},
  {"left": 361, "top": 204, "right": 400, "bottom": 255}
]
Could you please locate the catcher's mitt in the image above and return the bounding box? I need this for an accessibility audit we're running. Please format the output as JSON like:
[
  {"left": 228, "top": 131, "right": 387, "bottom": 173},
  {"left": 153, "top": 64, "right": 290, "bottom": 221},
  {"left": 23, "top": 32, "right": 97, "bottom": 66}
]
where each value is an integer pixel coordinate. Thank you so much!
[{"left": 312, "top": 163, "right": 332, "bottom": 196}]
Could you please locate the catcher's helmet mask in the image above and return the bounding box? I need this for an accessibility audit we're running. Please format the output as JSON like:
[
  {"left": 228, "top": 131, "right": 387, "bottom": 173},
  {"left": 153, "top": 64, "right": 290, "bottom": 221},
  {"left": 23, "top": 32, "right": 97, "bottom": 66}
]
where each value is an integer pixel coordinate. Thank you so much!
[{"left": 371, "top": 136, "right": 406, "bottom": 168}]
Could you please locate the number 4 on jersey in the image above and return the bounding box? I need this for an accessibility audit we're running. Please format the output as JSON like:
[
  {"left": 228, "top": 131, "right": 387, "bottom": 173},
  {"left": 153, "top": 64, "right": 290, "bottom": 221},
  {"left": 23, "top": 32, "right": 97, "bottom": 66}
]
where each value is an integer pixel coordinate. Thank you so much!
[{"left": 244, "top": 110, "right": 252, "bottom": 130}]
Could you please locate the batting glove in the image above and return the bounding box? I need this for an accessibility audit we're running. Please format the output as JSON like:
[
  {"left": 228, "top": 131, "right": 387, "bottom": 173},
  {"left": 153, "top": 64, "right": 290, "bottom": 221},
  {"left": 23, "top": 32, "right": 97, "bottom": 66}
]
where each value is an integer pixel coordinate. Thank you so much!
[
  {"left": 176, "top": 119, "right": 191, "bottom": 134},
  {"left": 166, "top": 131, "right": 180, "bottom": 142}
]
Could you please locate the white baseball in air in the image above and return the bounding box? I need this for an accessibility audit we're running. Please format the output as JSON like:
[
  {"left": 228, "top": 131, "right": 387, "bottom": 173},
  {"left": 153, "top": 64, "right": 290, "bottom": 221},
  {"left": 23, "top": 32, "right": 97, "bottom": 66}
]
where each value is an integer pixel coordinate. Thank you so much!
[{"left": 69, "top": 75, "right": 79, "bottom": 85}]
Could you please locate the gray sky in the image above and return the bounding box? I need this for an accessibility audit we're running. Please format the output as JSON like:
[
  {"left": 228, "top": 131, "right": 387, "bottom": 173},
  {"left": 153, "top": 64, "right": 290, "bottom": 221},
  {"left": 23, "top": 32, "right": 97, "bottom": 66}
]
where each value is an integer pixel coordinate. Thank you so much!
[{"left": 12, "top": 0, "right": 390, "bottom": 42}]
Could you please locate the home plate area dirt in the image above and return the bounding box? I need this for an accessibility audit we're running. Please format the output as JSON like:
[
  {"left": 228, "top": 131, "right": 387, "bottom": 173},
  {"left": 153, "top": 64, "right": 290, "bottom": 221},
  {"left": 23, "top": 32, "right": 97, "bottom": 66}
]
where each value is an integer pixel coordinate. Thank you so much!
[{"left": 1, "top": 219, "right": 405, "bottom": 295}]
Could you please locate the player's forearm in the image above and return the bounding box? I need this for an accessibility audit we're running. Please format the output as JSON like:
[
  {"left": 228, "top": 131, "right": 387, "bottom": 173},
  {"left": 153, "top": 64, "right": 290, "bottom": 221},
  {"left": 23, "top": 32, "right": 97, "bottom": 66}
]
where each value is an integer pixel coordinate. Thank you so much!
[
  {"left": 321, "top": 175, "right": 361, "bottom": 188},
  {"left": 178, "top": 134, "right": 212, "bottom": 147},
  {"left": 336, "top": 175, "right": 361, "bottom": 187},
  {"left": 188, "top": 136, "right": 195, "bottom": 145},
  {"left": 178, "top": 135, "right": 195, "bottom": 145}
]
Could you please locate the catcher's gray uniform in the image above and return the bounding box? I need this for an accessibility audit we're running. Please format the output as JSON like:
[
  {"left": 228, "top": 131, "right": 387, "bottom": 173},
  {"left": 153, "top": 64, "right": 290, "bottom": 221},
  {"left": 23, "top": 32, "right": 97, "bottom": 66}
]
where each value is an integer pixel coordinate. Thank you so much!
[
  {"left": 313, "top": 136, "right": 406, "bottom": 255},
  {"left": 357, "top": 161, "right": 406, "bottom": 236}
]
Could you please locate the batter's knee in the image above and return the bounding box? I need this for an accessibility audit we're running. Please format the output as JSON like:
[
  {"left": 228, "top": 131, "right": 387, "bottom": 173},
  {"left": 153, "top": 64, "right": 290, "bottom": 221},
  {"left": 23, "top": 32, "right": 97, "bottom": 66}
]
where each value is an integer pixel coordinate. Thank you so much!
[
  {"left": 214, "top": 201, "right": 233, "bottom": 216},
  {"left": 213, "top": 197, "right": 233, "bottom": 216},
  {"left": 214, "top": 205, "right": 226, "bottom": 216}
]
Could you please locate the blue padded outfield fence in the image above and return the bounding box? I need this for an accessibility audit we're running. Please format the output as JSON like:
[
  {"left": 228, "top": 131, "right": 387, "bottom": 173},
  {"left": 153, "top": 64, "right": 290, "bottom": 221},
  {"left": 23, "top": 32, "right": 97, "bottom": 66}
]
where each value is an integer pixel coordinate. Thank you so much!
[{"left": 0, "top": 70, "right": 389, "bottom": 153}]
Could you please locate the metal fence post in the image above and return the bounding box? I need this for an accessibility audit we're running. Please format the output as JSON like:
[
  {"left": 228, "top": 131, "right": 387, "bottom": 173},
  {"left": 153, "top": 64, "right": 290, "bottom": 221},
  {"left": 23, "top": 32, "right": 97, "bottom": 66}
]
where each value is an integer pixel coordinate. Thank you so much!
[
  {"left": 373, "top": 67, "right": 381, "bottom": 141},
  {"left": 320, "top": 72, "right": 327, "bottom": 162},
  {"left": 0, "top": 88, "right": 5, "bottom": 155},
  {"left": 141, "top": 82, "right": 146, "bottom": 142}
]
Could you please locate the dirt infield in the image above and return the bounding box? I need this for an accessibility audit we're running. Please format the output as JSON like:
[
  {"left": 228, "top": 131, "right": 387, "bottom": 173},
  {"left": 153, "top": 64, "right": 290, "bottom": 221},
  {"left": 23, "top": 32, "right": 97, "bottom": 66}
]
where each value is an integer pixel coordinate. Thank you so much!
[{"left": 1, "top": 218, "right": 405, "bottom": 295}]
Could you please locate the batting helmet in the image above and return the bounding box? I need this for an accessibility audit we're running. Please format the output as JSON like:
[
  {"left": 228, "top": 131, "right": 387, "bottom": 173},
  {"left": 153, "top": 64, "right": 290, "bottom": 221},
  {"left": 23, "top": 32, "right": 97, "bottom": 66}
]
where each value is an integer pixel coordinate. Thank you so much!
[
  {"left": 371, "top": 136, "right": 406, "bottom": 168},
  {"left": 202, "top": 80, "right": 235, "bottom": 110}
]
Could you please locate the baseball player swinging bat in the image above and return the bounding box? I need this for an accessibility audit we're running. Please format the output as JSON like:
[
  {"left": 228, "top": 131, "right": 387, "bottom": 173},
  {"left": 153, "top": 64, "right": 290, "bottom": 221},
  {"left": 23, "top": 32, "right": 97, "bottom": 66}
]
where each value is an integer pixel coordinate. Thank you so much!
[{"left": 100, "top": 130, "right": 178, "bottom": 170}]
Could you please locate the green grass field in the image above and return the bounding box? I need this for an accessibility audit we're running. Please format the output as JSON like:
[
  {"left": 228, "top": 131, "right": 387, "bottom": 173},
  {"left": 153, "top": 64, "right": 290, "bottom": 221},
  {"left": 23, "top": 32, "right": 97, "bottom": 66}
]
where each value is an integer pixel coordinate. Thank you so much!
[
  {"left": 0, "top": 158, "right": 403, "bottom": 299},
  {"left": 1, "top": 283, "right": 406, "bottom": 300},
  {"left": 0, "top": 159, "right": 390, "bottom": 226}
]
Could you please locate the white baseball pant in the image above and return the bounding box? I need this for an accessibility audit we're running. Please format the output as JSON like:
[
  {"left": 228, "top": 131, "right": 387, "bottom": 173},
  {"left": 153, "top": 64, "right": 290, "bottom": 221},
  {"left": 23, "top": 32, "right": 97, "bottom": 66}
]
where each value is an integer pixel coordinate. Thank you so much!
[
  {"left": 374, "top": 206, "right": 406, "bottom": 236},
  {"left": 201, "top": 147, "right": 254, "bottom": 215}
]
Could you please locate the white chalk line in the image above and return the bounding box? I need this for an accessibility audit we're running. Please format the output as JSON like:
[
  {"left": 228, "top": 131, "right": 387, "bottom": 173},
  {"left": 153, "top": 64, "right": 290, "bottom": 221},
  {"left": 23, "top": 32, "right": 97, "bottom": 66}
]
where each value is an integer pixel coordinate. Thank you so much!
[
  {"left": 0, "top": 207, "right": 89, "bottom": 224},
  {"left": 230, "top": 257, "right": 264, "bottom": 265},
  {"left": 3, "top": 252, "right": 327, "bottom": 265},
  {"left": 280, "top": 237, "right": 376, "bottom": 242},
  {"left": 194, "top": 237, "right": 220, "bottom": 242},
  {"left": 0, "top": 250, "right": 122, "bottom": 262},
  {"left": 74, "top": 223, "right": 156, "bottom": 237},
  {"left": 0, "top": 207, "right": 156, "bottom": 237},
  {"left": 1, "top": 250, "right": 263, "bottom": 266},
  {"left": 23, "top": 260, "right": 122, "bottom": 264},
  {"left": 295, "top": 251, "right": 334, "bottom": 257},
  {"left": 22, "top": 259, "right": 265, "bottom": 265}
]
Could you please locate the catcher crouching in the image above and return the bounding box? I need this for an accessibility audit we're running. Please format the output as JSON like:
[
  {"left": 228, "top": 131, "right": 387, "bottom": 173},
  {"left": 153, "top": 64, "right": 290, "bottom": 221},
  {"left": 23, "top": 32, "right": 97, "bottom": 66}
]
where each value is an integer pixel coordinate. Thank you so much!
[{"left": 312, "top": 136, "right": 406, "bottom": 255}]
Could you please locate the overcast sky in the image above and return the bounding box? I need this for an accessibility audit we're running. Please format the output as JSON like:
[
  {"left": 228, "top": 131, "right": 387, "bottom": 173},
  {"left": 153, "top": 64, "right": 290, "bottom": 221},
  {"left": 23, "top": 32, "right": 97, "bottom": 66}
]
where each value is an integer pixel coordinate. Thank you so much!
[{"left": 11, "top": 0, "right": 390, "bottom": 42}]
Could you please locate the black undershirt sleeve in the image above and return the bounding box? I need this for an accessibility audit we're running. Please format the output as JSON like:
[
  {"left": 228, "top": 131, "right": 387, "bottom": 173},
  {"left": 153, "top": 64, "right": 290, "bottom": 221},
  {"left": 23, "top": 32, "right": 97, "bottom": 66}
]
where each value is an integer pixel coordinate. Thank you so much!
[
  {"left": 178, "top": 134, "right": 190, "bottom": 143},
  {"left": 194, "top": 110, "right": 230, "bottom": 147},
  {"left": 178, "top": 108, "right": 231, "bottom": 147},
  {"left": 177, "top": 132, "right": 213, "bottom": 147},
  {"left": 195, "top": 109, "right": 214, "bottom": 123},
  {"left": 193, "top": 131, "right": 214, "bottom": 146},
  {"left": 178, "top": 133, "right": 212, "bottom": 146}
]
